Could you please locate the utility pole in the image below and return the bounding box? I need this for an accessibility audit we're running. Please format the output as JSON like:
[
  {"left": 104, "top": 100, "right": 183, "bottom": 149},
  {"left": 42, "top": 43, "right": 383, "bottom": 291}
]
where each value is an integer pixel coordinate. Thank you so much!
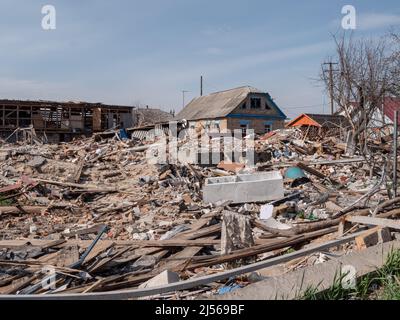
[
  {"left": 200, "top": 76, "right": 203, "bottom": 96},
  {"left": 394, "top": 110, "right": 398, "bottom": 198},
  {"left": 323, "top": 62, "right": 339, "bottom": 115},
  {"left": 182, "top": 90, "right": 189, "bottom": 108}
]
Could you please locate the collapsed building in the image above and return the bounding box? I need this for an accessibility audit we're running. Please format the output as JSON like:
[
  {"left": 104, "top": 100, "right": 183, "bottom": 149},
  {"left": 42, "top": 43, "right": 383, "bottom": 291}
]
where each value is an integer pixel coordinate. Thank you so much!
[
  {"left": 0, "top": 118, "right": 399, "bottom": 300},
  {"left": 0, "top": 90, "right": 400, "bottom": 300},
  {"left": 286, "top": 113, "right": 350, "bottom": 140},
  {"left": 0, "top": 99, "right": 173, "bottom": 143}
]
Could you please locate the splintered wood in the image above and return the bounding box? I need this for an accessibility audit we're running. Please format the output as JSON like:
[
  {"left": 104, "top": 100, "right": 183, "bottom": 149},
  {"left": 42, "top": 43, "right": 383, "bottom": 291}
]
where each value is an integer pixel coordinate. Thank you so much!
[{"left": 0, "top": 126, "right": 399, "bottom": 299}]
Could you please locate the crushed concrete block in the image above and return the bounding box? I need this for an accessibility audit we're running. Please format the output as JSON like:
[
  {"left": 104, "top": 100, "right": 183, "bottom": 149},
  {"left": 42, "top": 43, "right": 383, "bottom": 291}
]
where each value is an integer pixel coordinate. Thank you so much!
[
  {"left": 203, "top": 172, "right": 284, "bottom": 204},
  {"left": 355, "top": 227, "right": 392, "bottom": 250},
  {"left": 139, "top": 270, "right": 180, "bottom": 288}
]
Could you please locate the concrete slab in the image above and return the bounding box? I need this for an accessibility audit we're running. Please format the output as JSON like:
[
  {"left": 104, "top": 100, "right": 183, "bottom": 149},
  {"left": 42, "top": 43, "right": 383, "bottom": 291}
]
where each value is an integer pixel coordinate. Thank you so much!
[
  {"left": 203, "top": 172, "right": 284, "bottom": 204},
  {"left": 212, "top": 240, "right": 400, "bottom": 300},
  {"left": 139, "top": 270, "right": 180, "bottom": 289}
]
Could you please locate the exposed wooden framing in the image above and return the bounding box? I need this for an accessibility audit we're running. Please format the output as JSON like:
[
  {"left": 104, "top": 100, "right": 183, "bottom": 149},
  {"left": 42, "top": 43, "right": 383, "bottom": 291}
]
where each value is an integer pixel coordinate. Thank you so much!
[
  {"left": 0, "top": 230, "right": 367, "bottom": 300},
  {"left": 0, "top": 99, "right": 134, "bottom": 140}
]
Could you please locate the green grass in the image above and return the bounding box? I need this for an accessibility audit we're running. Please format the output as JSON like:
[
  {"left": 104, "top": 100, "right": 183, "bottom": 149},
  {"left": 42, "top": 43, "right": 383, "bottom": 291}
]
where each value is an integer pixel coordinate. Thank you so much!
[
  {"left": 285, "top": 248, "right": 296, "bottom": 254},
  {"left": 298, "top": 285, "right": 320, "bottom": 300},
  {"left": 380, "top": 276, "right": 400, "bottom": 300},
  {"left": 298, "top": 249, "right": 400, "bottom": 300}
]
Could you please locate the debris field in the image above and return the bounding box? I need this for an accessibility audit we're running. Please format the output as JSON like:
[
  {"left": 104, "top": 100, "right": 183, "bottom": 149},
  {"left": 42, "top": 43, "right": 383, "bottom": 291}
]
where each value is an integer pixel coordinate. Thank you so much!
[{"left": 0, "top": 126, "right": 400, "bottom": 299}]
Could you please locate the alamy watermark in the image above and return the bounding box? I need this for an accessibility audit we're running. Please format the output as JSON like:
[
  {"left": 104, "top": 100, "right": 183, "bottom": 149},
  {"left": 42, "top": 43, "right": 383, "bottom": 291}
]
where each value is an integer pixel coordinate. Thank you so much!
[
  {"left": 342, "top": 5, "right": 356, "bottom": 30},
  {"left": 41, "top": 5, "right": 56, "bottom": 30},
  {"left": 41, "top": 266, "right": 57, "bottom": 290},
  {"left": 140, "top": 121, "right": 255, "bottom": 167},
  {"left": 39, "top": 5, "right": 357, "bottom": 31},
  {"left": 341, "top": 265, "right": 357, "bottom": 289}
]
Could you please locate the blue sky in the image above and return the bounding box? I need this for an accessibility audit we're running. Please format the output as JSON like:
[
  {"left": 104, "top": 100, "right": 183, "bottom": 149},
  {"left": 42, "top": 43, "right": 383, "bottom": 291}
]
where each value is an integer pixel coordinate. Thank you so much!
[{"left": 0, "top": 0, "right": 399, "bottom": 118}]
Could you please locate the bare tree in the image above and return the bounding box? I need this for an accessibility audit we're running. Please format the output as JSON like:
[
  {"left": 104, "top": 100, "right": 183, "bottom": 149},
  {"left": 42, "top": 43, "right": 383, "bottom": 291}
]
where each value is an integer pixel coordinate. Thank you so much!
[
  {"left": 321, "top": 33, "right": 398, "bottom": 156},
  {"left": 389, "top": 29, "right": 400, "bottom": 96}
]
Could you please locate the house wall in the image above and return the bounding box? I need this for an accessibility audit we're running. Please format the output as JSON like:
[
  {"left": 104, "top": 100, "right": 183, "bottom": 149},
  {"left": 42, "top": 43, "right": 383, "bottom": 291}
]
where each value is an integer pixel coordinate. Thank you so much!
[
  {"left": 186, "top": 93, "right": 286, "bottom": 135},
  {"left": 227, "top": 118, "right": 284, "bottom": 135},
  {"left": 226, "top": 93, "right": 286, "bottom": 134},
  {"left": 188, "top": 118, "right": 284, "bottom": 135},
  {"left": 188, "top": 119, "right": 228, "bottom": 132},
  {"left": 230, "top": 93, "right": 280, "bottom": 117}
]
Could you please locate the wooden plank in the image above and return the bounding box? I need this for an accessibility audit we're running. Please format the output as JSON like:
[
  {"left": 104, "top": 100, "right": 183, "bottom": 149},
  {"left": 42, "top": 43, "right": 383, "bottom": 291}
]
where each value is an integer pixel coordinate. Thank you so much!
[
  {"left": 98, "top": 222, "right": 221, "bottom": 290},
  {"left": 0, "top": 206, "right": 47, "bottom": 215},
  {"left": 345, "top": 216, "right": 400, "bottom": 230},
  {"left": 73, "top": 158, "right": 85, "bottom": 183},
  {"left": 0, "top": 229, "right": 367, "bottom": 300},
  {"left": 55, "top": 245, "right": 80, "bottom": 267},
  {"left": 82, "top": 241, "right": 114, "bottom": 265},
  {"left": 296, "top": 162, "right": 327, "bottom": 180},
  {"left": 187, "top": 226, "right": 338, "bottom": 269},
  {"left": 117, "top": 239, "right": 219, "bottom": 247},
  {"left": 0, "top": 239, "right": 217, "bottom": 248},
  {"left": 161, "top": 236, "right": 217, "bottom": 272},
  {"left": 0, "top": 275, "right": 39, "bottom": 295}
]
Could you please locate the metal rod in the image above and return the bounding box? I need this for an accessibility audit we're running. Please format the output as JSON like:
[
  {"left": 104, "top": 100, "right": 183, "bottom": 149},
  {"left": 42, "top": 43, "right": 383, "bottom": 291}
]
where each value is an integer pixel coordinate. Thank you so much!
[
  {"left": 71, "top": 225, "right": 109, "bottom": 269},
  {"left": 182, "top": 90, "right": 189, "bottom": 109}
]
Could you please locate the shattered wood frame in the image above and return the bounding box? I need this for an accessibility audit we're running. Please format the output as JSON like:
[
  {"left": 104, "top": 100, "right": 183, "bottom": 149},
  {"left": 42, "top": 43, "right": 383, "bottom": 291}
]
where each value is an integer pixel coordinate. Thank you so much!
[
  {"left": 0, "top": 230, "right": 366, "bottom": 300},
  {"left": 0, "top": 100, "right": 134, "bottom": 140}
]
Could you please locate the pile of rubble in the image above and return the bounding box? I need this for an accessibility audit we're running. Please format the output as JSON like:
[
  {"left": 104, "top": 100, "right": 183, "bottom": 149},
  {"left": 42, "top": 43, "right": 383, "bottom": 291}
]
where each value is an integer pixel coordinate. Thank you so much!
[{"left": 0, "top": 127, "right": 399, "bottom": 299}]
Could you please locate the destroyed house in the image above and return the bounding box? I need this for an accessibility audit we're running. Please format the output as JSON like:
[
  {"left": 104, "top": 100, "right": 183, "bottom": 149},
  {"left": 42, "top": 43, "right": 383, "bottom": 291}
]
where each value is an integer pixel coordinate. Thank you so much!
[
  {"left": 286, "top": 113, "right": 349, "bottom": 129},
  {"left": 176, "top": 86, "right": 287, "bottom": 135},
  {"left": 0, "top": 99, "right": 135, "bottom": 142},
  {"left": 382, "top": 97, "right": 400, "bottom": 124},
  {"left": 133, "top": 108, "right": 174, "bottom": 127},
  {"left": 286, "top": 113, "right": 349, "bottom": 139}
]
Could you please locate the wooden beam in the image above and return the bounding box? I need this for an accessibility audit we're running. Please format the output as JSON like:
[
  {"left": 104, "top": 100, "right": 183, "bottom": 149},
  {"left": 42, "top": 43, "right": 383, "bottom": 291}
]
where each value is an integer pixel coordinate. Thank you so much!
[
  {"left": 345, "top": 216, "right": 400, "bottom": 230},
  {"left": 0, "top": 229, "right": 367, "bottom": 300}
]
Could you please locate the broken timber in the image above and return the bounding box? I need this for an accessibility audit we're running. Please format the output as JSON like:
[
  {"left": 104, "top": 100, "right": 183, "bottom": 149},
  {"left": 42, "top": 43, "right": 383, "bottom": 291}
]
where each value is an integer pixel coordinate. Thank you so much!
[{"left": 0, "top": 230, "right": 366, "bottom": 300}]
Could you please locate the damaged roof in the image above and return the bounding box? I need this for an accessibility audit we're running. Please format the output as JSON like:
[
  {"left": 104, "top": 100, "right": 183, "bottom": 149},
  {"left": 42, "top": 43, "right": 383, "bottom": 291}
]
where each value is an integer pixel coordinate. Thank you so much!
[
  {"left": 133, "top": 108, "right": 174, "bottom": 125},
  {"left": 0, "top": 99, "right": 133, "bottom": 109},
  {"left": 286, "top": 113, "right": 349, "bottom": 128},
  {"left": 176, "top": 86, "right": 276, "bottom": 121}
]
